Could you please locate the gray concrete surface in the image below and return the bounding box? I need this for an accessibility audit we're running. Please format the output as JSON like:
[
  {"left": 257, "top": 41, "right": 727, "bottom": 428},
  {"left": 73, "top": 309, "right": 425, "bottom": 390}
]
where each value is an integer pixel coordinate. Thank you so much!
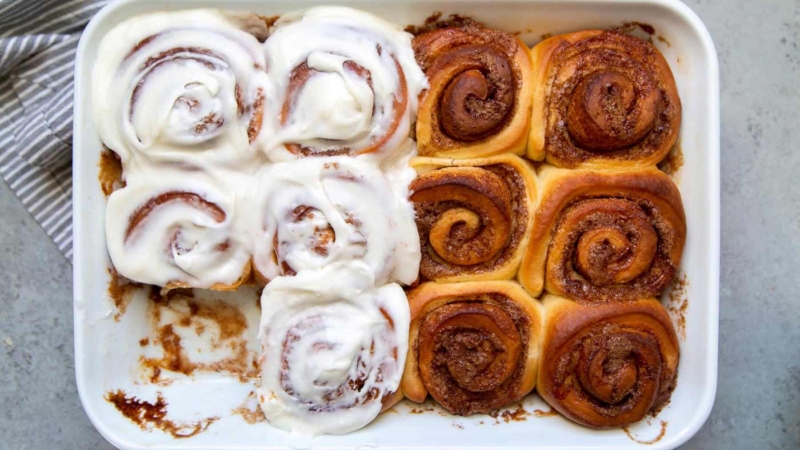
[{"left": 1, "top": 0, "right": 799, "bottom": 448}]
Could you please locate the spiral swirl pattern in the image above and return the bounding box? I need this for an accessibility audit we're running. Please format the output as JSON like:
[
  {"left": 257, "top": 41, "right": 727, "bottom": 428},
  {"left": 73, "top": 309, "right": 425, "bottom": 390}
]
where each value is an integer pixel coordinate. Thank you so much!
[
  {"left": 409, "top": 154, "right": 535, "bottom": 282},
  {"left": 260, "top": 7, "right": 426, "bottom": 161},
  {"left": 92, "top": 10, "right": 268, "bottom": 171},
  {"left": 412, "top": 25, "right": 533, "bottom": 159},
  {"left": 538, "top": 295, "right": 679, "bottom": 428},
  {"left": 244, "top": 157, "right": 420, "bottom": 286},
  {"left": 402, "top": 281, "right": 542, "bottom": 415},
  {"left": 257, "top": 262, "right": 409, "bottom": 435},
  {"left": 528, "top": 30, "right": 681, "bottom": 168},
  {"left": 104, "top": 169, "right": 251, "bottom": 290},
  {"left": 519, "top": 166, "right": 686, "bottom": 302}
]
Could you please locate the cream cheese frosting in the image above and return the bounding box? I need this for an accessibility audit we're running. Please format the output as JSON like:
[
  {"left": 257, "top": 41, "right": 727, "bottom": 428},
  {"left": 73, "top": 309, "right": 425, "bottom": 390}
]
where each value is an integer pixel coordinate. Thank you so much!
[
  {"left": 104, "top": 167, "right": 251, "bottom": 289},
  {"left": 91, "top": 9, "right": 268, "bottom": 173},
  {"left": 257, "top": 261, "right": 409, "bottom": 436},
  {"left": 240, "top": 155, "right": 420, "bottom": 286},
  {"left": 260, "top": 6, "right": 428, "bottom": 162},
  {"left": 94, "top": 6, "right": 426, "bottom": 436}
]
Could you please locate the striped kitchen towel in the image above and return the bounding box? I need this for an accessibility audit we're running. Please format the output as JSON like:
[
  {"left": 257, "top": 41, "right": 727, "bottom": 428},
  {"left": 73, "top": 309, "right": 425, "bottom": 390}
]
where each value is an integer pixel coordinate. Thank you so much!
[{"left": 0, "top": 0, "right": 106, "bottom": 261}]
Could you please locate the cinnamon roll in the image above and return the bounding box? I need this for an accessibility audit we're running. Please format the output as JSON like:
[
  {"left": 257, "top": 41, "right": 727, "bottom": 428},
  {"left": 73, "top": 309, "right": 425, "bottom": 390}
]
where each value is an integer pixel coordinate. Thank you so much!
[
  {"left": 413, "top": 24, "right": 534, "bottom": 158},
  {"left": 538, "top": 295, "right": 680, "bottom": 428},
  {"left": 402, "top": 281, "right": 543, "bottom": 415},
  {"left": 257, "top": 262, "right": 409, "bottom": 435},
  {"left": 409, "top": 154, "right": 536, "bottom": 282},
  {"left": 92, "top": 10, "right": 267, "bottom": 171},
  {"left": 260, "top": 7, "right": 427, "bottom": 161},
  {"left": 104, "top": 169, "right": 250, "bottom": 290},
  {"left": 518, "top": 166, "right": 686, "bottom": 302},
  {"left": 528, "top": 30, "right": 681, "bottom": 168},
  {"left": 242, "top": 156, "right": 420, "bottom": 286}
]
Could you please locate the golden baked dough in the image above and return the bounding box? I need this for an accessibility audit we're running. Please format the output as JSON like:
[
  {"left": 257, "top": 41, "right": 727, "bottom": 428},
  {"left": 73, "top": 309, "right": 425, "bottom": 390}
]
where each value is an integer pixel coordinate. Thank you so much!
[
  {"left": 528, "top": 30, "right": 681, "bottom": 169},
  {"left": 518, "top": 165, "right": 686, "bottom": 302},
  {"left": 537, "top": 294, "right": 680, "bottom": 428},
  {"left": 413, "top": 25, "right": 534, "bottom": 158},
  {"left": 410, "top": 154, "right": 537, "bottom": 283},
  {"left": 402, "top": 280, "right": 543, "bottom": 415}
]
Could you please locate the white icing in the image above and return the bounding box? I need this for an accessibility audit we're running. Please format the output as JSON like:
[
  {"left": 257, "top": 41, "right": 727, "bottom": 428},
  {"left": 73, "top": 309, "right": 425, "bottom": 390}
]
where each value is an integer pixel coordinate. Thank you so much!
[
  {"left": 240, "top": 155, "right": 420, "bottom": 285},
  {"left": 257, "top": 261, "right": 409, "bottom": 436},
  {"left": 104, "top": 167, "right": 250, "bottom": 289},
  {"left": 95, "top": 7, "right": 427, "bottom": 435},
  {"left": 260, "top": 6, "right": 428, "bottom": 161},
  {"left": 91, "top": 10, "right": 268, "bottom": 173}
]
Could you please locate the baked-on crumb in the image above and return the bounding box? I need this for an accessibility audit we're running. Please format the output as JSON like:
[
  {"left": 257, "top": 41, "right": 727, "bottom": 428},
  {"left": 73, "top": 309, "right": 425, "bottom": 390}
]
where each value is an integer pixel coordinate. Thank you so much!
[
  {"left": 106, "top": 267, "right": 142, "bottom": 322},
  {"left": 104, "top": 390, "right": 218, "bottom": 438},
  {"left": 231, "top": 391, "right": 267, "bottom": 424},
  {"left": 404, "top": 12, "right": 484, "bottom": 36},
  {"left": 140, "top": 291, "right": 258, "bottom": 384},
  {"left": 623, "top": 420, "right": 668, "bottom": 445}
]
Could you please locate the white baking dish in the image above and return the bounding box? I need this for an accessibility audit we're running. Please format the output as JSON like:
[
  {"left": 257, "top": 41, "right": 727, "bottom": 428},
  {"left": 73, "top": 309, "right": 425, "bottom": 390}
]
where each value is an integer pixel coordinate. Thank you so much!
[{"left": 72, "top": 0, "right": 720, "bottom": 448}]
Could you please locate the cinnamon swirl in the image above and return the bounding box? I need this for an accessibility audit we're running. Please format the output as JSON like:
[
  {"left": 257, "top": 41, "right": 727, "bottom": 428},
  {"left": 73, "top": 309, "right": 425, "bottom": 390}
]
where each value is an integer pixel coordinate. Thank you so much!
[
  {"left": 518, "top": 165, "right": 686, "bottom": 302},
  {"left": 528, "top": 30, "right": 681, "bottom": 168},
  {"left": 409, "top": 154, "right": 536, "bottom": 282},
  {"left": 403, "top": 281, "right": 543, "bottom": 415},
  {"left": 413, "top": 25, "right": 534, "bottom": 158},
  {"left": 538, "top": 294, "right": 680, "bottom": 428}
]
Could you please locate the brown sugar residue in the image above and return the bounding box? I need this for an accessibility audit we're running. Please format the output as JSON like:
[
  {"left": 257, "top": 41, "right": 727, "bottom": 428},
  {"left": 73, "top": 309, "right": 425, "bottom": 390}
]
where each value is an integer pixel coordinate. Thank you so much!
[
  {"left": 665, "top": 274, "right": 689, "bottom": 340},
  {"left": 540, "top": 32, "right": 553, "bottom": 41},
  {"left": 105, "top": 390, "right": 218, "bottom": 438},
  {"left": 259, "top": 15, "right": 280, "bottom": 28},
  {"left": 404, "top": 12, "right": 484, "bottom": 36},
  {"left": 139, "top": 337, "right": 150, "bottom": 347},
  {"left": 623, "top": 420, "right": 668, "bottom": 445},
  {"left": 657, "top": 35, "right": 671, "bottom": 48},
  {"left": 658, "top": 142, "right": 684, "bottom": 177},
  {"left": 616, "top": 21, "right": 656, "bottom": 35},
  {"left": 232, "top": 391, "right": 266, "bottom": 424},
  {"left": 452, "top": 422, "right": 464, "bottom": 429},
  {"left": 141, "top": 290, "right": 258, "bottom": 384},
  {"left": 409, "top": 408, "right": 425, "bottom": 414},
  {"left": 107, "top": 268, "right": 143, "bottom": 321},
  {"left": 98, "top": 148, "right": 125, "bottom": 197},
  {"left": 489, "top": 403, "right": 530, "bottom": 424},
  {"left": 533, "top": 406, "right": 559, "bottom": 418}
]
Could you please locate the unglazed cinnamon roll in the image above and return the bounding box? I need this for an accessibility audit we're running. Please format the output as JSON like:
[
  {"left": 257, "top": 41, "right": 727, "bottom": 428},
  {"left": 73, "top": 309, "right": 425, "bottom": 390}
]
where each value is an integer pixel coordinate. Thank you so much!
[
  {"left": 242, "top": 156, "right": 420, "bottom": 285},
  {"left": 538, "top": 295, "right": 680, "bottom": 428},
  {"left": 260, "top": 7, "right": 427, "bottom": 161},
  {"left": 412, "top": 24, "right": 534, "bottom": 158},
  {"left": 105, "top": 169, "right": 251, "bottom": 290},
  {"left": 518, "top": 166, "right": 686, "bottom": 302},
  {"left": 257, "top": 262, "right": 409, "bottom": 435},
  {"left": 409, "top": 154, "right": 536, "bottom": 282},
  {"left": 528, "top": 30, "right": 681, "bottom": 168},
  {"left": 402, "top": 281, "right": 543, "bottom": 415},
  {"left": 92, "top": 10, "right": 267, "bottom": 171}
]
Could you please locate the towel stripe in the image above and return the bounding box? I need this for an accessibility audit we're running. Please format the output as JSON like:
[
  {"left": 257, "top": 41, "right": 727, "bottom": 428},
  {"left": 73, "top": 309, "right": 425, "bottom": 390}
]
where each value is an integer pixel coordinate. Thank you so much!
[{"left": 0, "top": 0, "right": 106, "bottom": 261}]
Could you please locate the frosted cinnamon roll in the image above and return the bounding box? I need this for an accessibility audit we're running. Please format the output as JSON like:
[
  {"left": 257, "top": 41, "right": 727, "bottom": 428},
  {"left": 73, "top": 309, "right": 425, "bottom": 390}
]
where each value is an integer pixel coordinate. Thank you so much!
[
  {"left": 409, "top": 154, "right": 536, "bottom": 282},
  {"left": 242, "top": 156, "right": 420, "bottom": 286},
  {"left": 261, "top": 7, "right": 427, "bottom": 161},
  {"left": 412, "top": 25, "right": 534, "bottom": 158},
  {"left": 257, "top": 262, "right": 409, "bottom": 435},
  {"left": 403, "top": 281, "right": 543, "bottom": 415},
  {"left": 105, "top": 169, "right": 250, "bottom": 290},
  {"left": 92, "top": 10, "right": 267, "bottom": 171},
  {"left": 538, "top": 295, "right": 680, "bottom": 428},
  {"left": 528, "top": 30, "right": 681, "bottom": 168},
  {"left": 518, "top": 166, "right": 686, "bottom": 302}
]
